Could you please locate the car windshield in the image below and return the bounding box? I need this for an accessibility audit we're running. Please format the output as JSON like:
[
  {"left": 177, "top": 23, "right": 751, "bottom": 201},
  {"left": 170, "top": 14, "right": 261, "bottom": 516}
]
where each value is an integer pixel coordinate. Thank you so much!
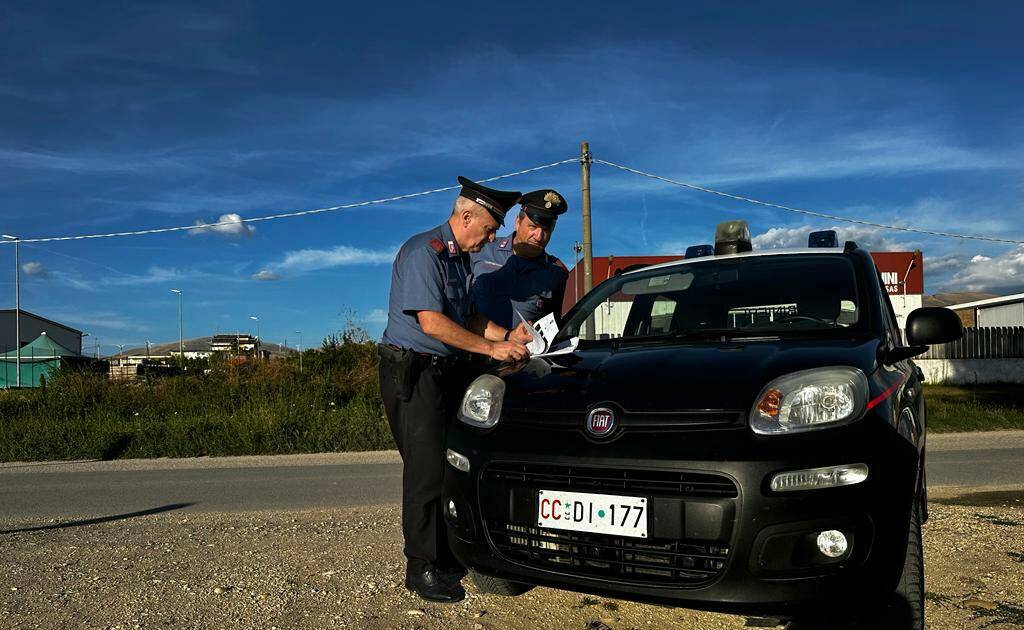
[{"left": 560, "top": 254, "right": 863, "bottom": 342}]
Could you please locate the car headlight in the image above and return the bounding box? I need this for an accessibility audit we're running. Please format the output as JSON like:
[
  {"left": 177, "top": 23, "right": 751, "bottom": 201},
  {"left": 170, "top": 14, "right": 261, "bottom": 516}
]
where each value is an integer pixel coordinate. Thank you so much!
[
  {"left": 750, "top": 367, "right": 868, "bottom": 435},
  {"left": 459, "top": 374, "right": 505, "bottom": 428}
]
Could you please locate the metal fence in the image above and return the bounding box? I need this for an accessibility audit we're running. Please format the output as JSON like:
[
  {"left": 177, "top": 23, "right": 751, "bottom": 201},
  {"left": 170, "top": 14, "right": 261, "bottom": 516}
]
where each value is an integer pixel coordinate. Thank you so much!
[{"left": 917, "top": 326, "right": 1024, "bottom": 359}]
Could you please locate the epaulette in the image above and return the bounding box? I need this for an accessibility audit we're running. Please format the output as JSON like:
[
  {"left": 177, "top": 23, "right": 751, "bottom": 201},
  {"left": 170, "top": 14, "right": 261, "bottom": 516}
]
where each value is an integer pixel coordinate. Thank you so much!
[
  {"left": 427, "top": 238, "right": 445, "bottom": 254},
  {"left": 551, "top": 256, "right": 568, "bottom": 271}
]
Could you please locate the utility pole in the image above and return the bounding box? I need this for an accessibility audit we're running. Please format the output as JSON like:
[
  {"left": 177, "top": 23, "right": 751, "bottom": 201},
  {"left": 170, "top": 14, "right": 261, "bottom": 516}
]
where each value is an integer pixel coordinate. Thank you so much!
[
  {"left": 249, "top": 315, "right": 260, "bottom": 359},
  {"left": 2, "top": 235, "right": 20, "bottom": 387},
  {"left": 579, "top": 143, "right": 594, "bottom": 339},
  {"left": 170, "top": 289, "right": 183, "bottom": 367},
  {"left": 295, "top": 330, "right": 303, "bottom": 373},
  {"left": 572, "top": 241, "right": 583, "bottom": 306}
]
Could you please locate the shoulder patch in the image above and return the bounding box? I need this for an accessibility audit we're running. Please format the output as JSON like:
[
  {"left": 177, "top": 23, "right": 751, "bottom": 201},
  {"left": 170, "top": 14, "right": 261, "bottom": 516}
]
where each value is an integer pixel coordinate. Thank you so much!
[{"left": 427, "top": 238, "right": 445, "bottom": 254}]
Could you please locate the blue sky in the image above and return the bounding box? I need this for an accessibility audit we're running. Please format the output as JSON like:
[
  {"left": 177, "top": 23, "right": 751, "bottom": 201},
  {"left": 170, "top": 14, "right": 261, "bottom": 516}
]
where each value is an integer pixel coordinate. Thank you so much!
[{"left": 1, "top": 1, "right": 1022, "bottom": 353}]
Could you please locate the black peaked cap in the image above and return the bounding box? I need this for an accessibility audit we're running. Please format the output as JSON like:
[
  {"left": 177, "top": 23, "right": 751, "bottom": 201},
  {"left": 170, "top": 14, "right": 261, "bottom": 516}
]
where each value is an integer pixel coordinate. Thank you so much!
[
  {"left": 457, "top": 176, "right": 521, "bottom": 226},
  {"left": 518, "top": 189, "right": 568, "bottom": 227}
]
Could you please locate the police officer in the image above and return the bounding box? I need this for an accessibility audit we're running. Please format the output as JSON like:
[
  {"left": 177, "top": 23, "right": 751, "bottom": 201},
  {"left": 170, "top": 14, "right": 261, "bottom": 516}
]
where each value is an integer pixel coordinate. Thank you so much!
[
  {"left": 470, "top": 189, "right": 569, "bottom": 329},
  {"left": 379, "top": 176, "right": 532, "bottom": 603}
]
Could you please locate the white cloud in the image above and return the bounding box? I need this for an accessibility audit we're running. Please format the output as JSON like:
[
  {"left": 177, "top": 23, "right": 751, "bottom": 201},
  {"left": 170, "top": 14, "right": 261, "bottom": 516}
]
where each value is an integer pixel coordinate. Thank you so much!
[
  {"left": 21, "top": 261, "right": 48, "bottom": 277},
  {"left": 941, "top": 246, "right": 1024, "bottom": 293},
  {"left": 363, "top": 308, "right": 388, "bottom": 324},
  {"left": 188, "top": 213, "right": 255, "bottom": 238},
  {"left": 252, "top": 270, "right": 281, "bottom": 281},
  {"left": 751, "top": 224, "right": 910, "bottom": 252},
  {"left": 925, "top": 253, "right": 965, "bottom": 275},
  {"left": 267, "top": 244, "right": 396, "bottom": 275}
]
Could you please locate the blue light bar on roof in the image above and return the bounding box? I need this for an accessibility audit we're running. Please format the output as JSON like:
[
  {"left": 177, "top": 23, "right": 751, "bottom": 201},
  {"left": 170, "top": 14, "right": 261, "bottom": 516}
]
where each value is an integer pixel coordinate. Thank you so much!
[
  {"left": 809, "top": 230, "right": 839, "bottom": 248},
  {"left": 685, "top": 244, "right": 714, "bottom": 259}
]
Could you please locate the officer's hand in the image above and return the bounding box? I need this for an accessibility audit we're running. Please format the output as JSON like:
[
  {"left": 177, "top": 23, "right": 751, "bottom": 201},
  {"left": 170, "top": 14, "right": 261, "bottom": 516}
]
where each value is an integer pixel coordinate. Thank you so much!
[
  {"left": 509, "top": 322, "right": 534, "bottom": 346},
  {"left": 490, "top": 341, "right": 530, "bottom": 363}
]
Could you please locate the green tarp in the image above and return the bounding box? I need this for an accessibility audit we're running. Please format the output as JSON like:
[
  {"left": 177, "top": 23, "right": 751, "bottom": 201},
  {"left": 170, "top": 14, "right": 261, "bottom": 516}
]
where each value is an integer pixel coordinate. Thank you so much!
[{"left": 1, "top": 333, "right": 79, "bottom": 388}]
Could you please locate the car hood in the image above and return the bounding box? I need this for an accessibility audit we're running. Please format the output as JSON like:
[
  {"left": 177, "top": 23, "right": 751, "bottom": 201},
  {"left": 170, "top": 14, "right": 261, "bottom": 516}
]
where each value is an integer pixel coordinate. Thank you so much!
[{"left": 500, "top": 336, "right": 881, "bottom": 413}]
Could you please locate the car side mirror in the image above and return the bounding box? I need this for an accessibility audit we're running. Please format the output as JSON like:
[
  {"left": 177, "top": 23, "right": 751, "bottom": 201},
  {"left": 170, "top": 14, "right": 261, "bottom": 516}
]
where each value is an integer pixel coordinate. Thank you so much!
[{"left": 905, "top": 307, "right": 963, "bottom": 346}]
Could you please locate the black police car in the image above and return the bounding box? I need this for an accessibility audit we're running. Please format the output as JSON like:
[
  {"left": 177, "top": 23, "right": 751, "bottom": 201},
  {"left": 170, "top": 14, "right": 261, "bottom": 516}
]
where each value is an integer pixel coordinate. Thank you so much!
[{"left": 442, "top": 221, "right": 962, "bottom": 628}]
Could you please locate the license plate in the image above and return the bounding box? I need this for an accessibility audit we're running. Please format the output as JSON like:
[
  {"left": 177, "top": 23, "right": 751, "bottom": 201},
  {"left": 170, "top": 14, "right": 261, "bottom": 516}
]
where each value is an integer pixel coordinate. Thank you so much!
[{"left": 537, "top": 490, "right": 648, "bottom": 538}]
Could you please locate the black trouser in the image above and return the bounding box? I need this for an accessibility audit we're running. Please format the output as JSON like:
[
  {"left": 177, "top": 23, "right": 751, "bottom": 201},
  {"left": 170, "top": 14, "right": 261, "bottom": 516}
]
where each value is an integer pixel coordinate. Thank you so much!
[{"left": 379, "top": 345, "right": 471, "bottom": 574}]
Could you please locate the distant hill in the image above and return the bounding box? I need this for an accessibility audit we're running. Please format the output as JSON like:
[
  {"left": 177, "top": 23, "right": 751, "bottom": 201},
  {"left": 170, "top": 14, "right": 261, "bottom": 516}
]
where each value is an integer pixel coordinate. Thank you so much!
[
  {"left": 923, "top": 292, "right": 997, "bottom": 308},
  {"left": 114, "top": 337, "right": 297, "bottom": 359}
]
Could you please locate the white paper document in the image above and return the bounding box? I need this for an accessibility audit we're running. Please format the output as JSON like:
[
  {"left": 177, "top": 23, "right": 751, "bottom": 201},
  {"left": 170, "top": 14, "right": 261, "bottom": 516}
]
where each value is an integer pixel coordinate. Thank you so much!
[{"left": 513, "top": 308, "right": 579, "bottom": 358}]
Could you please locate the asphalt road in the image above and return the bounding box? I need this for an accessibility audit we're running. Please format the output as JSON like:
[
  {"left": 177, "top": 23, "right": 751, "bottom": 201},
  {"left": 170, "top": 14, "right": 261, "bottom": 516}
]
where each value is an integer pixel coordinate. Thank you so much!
[{"left": 1, "top": 431, "right": 1022, "bottom": 523}]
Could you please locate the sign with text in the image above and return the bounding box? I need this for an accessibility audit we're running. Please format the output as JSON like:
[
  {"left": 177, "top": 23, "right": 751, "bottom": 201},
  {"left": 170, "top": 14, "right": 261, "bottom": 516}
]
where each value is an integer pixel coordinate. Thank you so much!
[{"left": 871, "top": 251, "right": 924, "bottom": 295}]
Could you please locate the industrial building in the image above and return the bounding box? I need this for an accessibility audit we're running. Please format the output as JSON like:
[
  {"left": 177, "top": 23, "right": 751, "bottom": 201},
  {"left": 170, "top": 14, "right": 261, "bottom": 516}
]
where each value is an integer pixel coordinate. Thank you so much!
[
  {"left": 944, "top": 293, "right": 1024, "bottom": 328},
  {"left": 0, "top": 309, "right": 83, "bottom": 355}
]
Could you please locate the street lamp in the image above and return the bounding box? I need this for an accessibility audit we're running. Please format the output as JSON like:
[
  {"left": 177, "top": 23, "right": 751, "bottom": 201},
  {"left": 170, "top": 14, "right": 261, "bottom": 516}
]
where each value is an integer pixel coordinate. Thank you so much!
[
  {"left": 2, "top": 234, "right": 20, "bottom": 388},
  {"left": 249, "top": 315, "right": 260, "bottom": 359},
  {"left": 295, "top": 330, "right": 302, "bottom": 373},
  {"left": 170, "top": 289, "right": 183, "bottom": 366}
]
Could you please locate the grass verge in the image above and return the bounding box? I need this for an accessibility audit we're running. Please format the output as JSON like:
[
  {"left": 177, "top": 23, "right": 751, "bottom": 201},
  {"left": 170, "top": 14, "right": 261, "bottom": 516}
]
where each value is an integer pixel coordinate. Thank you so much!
[{"left": 925, "top": 384, "right": 1024, "bottom": 433}]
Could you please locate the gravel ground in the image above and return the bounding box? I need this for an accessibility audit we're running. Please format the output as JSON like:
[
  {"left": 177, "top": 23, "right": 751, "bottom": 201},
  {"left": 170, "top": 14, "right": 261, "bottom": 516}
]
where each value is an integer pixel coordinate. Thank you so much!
[{"left": 2, "top": 494, "right": 1023, "bottom": 630}]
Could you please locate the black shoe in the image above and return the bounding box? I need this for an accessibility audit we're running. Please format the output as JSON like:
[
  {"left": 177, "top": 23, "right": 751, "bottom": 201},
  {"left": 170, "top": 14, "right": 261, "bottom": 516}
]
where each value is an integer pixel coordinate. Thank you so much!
[
  {"left": 437, "top": 564, "right": 467, "bottom": 585},
  {"left": 405, "top": 568, "right": 465, "bottom": 603}
]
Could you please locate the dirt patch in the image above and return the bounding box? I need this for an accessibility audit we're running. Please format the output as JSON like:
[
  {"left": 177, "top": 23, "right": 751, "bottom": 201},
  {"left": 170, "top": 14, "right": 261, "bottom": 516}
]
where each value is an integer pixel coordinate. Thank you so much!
[{"left": 1, "top": 502, "right": 1022, "bottom": 629}]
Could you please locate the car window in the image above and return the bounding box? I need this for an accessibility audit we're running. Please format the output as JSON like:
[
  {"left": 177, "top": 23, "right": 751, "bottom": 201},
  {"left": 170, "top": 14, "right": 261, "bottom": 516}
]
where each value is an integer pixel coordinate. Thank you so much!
[{"left": 562, "top": 255, "right": 863, "bottom": 342}]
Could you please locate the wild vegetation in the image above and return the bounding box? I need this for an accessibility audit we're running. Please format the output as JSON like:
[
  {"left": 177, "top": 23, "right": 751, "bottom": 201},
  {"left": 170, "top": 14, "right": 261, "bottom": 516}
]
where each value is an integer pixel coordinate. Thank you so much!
[
  {"left": 0, "top": 329, "right": 390, "bottom": 462},
  {"left": 1, "top": 334, "right": 1022, "bottom": 461},
  {"left": 925, "top": 384, "right": 1024, "bottom": 433}
]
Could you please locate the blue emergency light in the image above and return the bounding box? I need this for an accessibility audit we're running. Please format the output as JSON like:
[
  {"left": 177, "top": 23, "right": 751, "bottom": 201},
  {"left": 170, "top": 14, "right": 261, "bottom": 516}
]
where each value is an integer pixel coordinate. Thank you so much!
[
  {"left": 685, "top": 244, "right": 715, "bottom": 259},
  {"left": 808, "top": 230, "right": 839, "bottom": 248}
]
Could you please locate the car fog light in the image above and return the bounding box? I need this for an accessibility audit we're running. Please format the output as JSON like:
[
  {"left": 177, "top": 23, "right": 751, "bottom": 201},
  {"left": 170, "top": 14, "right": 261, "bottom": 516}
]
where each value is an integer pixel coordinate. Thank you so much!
[
  {"left": 770, "top": 463, "right": 868, "bottom": 492},
  {"left": 445, "top": 448, "right": 470, "bottom": 473},
  {"left": 447, "top": 500, "right": 458, "bottom": 519},
  {"left": 816, "top": 530, "right": 848, "bottom": 558}
]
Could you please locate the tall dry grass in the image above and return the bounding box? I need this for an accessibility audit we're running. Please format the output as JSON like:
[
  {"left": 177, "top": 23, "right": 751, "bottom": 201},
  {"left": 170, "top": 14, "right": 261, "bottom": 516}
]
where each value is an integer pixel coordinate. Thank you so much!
[{"left": 0, "top": 334, "right": 391, "bottom": 462}]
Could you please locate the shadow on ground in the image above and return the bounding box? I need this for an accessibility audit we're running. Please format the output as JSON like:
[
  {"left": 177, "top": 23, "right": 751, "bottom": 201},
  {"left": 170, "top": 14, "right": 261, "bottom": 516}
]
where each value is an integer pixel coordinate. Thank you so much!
[{"left": 0, "top": 503, "right": 193, "bottom": 534}]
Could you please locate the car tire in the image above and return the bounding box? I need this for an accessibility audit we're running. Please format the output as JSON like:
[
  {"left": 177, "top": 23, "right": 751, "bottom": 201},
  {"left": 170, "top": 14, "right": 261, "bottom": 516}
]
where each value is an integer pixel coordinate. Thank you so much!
[
  {"left": 857, "top": 496, "right": 926, "bottom": 630},
  {"left": 469, "top": 569, "right": 534, "bottom": 596}
]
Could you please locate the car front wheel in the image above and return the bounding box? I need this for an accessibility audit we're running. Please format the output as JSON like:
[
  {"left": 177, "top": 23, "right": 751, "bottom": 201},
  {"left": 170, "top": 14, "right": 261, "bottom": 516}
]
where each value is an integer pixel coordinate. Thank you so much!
[{"left": 469, "top": 570, "right": 534, "bottom": 596}]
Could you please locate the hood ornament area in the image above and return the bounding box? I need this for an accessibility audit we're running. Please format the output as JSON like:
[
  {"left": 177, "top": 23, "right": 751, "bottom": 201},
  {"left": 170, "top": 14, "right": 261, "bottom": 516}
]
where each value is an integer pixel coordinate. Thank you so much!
[{"left": 586, "top": 407, "right": 617, "bottom": 438}]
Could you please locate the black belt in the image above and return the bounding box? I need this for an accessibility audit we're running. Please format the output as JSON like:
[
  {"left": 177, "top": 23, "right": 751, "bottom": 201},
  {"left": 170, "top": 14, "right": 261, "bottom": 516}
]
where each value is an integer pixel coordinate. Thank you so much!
[{"left": 380, "top": 343, "right": 460, "bottom": 369}]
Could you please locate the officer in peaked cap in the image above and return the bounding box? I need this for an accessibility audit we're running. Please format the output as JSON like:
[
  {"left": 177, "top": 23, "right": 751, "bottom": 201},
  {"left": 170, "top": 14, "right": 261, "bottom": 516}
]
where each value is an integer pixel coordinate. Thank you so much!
[
  {"left": 470, "top": 189, "right": 570, "bottom": 330},
  {"left": 379, "top": 176, "right": 533, "bottom": 603}
]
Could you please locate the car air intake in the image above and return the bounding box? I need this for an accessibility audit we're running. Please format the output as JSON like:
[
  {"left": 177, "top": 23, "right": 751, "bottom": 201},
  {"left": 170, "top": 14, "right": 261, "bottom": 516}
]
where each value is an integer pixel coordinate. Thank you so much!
[
  {"left": 488, "top": 522, "right": 729, "bottom": 587},
  {"left": 483, "top": 463, "right": 739, "bottom": 498}
]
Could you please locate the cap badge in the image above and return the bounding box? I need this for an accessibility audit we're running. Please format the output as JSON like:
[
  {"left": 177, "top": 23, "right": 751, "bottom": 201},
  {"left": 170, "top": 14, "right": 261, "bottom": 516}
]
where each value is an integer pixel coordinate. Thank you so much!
[
  {"left": 543, "top": 191, "right": 561, "bottom": 209},
  {"left": 475, "top": 197, "right": 496, "bottom": 212}
]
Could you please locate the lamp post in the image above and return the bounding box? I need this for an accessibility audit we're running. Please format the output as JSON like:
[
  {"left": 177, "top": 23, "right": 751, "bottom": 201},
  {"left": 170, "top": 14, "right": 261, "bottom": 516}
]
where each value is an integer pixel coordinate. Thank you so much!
[
  {"left": 2, "top": 234, "right": 20, "bottom": 388},
  {"left": 170, "top": 289, "right": 183, "bottom": 366},
  {"left": 295, "top": 330, "right": 302, "bottom": 373},
  {"left": 249, "top": 315, "right": 260, "bottom": 359}
]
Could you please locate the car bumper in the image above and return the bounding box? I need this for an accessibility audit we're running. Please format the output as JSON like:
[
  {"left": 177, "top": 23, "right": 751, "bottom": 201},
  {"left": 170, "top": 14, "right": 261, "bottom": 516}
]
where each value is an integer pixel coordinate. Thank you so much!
[{"left": 442, "top": 417, "right": 919, "bottom": 616}]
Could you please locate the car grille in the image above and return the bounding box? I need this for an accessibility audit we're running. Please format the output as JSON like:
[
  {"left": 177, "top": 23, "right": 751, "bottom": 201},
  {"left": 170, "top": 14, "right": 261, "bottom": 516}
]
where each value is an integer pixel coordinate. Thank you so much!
[
  {"left": 502, "top": 409, "right": 742, "bottom": 432},
  {"left": 483, "top": 462, "right": 739, "bottom": 498},
  {"left": 487, "top": 521, "right": 729, "bottom": 586}
]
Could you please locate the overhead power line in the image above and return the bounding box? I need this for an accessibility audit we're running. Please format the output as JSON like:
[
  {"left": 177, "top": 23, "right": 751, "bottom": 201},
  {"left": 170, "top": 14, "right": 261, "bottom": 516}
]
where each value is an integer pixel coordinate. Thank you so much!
[
  {"left": 0, "top": 158, "right": 578, "bottom": 245},
  {"left": 595, "top": 158, "right": 1024, "bottom": 245}
]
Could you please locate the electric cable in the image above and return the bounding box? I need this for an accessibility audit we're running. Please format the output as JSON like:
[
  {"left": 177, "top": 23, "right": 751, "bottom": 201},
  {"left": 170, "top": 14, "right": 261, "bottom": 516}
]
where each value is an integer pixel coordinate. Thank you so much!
[
  {"left": 0, "top": 158, "right": 577, "bottom": 244},
  {"left": 593, "top": 158, "right": 1024, "bottom": 244}
]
